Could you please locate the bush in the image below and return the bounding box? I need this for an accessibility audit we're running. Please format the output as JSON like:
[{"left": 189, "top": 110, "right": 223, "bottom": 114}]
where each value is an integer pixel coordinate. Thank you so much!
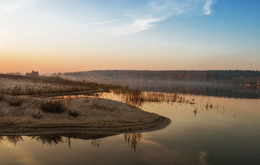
[
  {"left": 40, "top": 101, "right": 66, "bottom": 113},
  {"left": 68, "top": 109, "right": 79, "bottom": 117},
  {"left": 32, "top": 110, "right": 43, "bottom": 119},
  {"left": 7, "top": 97, "right": 24, "bottom": 106},
  {"left": 0, "top": 95, "right": 4, "bottom": 102}
]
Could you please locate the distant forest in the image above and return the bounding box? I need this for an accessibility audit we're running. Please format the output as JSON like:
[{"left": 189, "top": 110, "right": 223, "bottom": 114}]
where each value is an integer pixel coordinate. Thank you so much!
[{"left": 65, "top": 70, "right": 260, "bottom": 85}]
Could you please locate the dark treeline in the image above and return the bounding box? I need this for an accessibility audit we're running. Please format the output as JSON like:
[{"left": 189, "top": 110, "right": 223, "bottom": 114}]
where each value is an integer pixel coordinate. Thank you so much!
[
  {"left": 65, "top": 70, "right": 260, "bottom": 85},
  {"left": 64, "top": 70, "right": 260, "bottom": 98}
]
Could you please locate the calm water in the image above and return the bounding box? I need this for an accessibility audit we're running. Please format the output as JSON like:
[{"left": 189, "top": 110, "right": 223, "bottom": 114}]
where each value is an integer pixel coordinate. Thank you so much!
[{"left": 0, "top": 92, "right": 260, "bottom": 165}]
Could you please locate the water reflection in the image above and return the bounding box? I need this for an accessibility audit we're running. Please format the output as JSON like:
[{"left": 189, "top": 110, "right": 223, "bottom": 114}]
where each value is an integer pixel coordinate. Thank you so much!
[
  {"left": 0, "top": 91, "right": 259, "bottom": 165},
  {"left": 31, "top": 135, "right": 64, "bottom": 146},
  {"left": 124, "top": 133, "right": 142, "bottom": 152},
  {"left": 0, "top": 133, "right": 143, "bottom": 152},
  {"left": 91, "top": 139, "right": 101, "bottom": 147},
  {"left": 97, "top": 91, "right": 221, "bottom": 117},
  {"left": 66, "top": 76, "right": 260, "bottom": 98},
  {"left": 0, "top": 136, "right": 24, "bottom": 146}
]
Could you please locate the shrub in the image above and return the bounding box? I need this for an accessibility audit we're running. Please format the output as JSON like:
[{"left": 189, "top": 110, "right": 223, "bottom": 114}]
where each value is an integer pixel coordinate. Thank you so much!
[
  {"left": 32, "top": 110, "right": 43, "bottom": 119},
  {"left": 10, "top": 86, "right": 22, "bottom": 95},
  {"left": 0, "top": 95, "right": 4, "bottom": 102},
  {"left": 7, "top": 97, "right": 24, "bottom": 106},
  {"left": 68, "top": 109, "right": 79, "bottom": 117},
  {"left": 40, "top": 101, "right": 66, "bottom": 113}
]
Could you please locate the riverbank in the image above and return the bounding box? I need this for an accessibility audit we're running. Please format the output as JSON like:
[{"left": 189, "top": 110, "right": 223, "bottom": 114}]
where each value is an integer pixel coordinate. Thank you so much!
[{"left": 0, "top": 74, "right": 170, "bottom": 135}]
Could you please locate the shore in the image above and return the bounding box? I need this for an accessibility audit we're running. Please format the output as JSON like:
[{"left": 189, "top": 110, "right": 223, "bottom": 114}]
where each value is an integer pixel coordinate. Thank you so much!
[
  {"left": 0, "top": 74, "right": 170, "bottom": 135},
  {"left": 0, "top": 96, "right": 170, "bottom": 135}
]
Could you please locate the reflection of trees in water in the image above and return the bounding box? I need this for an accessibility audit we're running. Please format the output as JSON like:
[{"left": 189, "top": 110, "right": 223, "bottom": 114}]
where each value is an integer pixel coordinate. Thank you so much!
[
  {"left": 0, "top": 136, "right": 4, "bottom": 143},
  {"left": 124, "top": 133, "right": 142, "bottom": 152},
  {"left": 0, "top": 134, "right": 105, "bottom": 149},
  {"left": 6, "top": 136, "right": 23, "bottom": 146},
  {"left": 91, "top": 139, "right": 101, "bottom": 147},
  {"left": 31, "top": 135, "right": 64, "bottom": 146},
  {"left": 0, "top": 136, "right": 24, "bottom": 146}
]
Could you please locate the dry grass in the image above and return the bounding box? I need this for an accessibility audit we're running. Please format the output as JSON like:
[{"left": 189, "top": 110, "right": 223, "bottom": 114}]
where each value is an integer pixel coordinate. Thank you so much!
[
  {"left": 68, "top": 109, "right": 79, "bottom": 117},
  {"left": 92, "top": 98, "right": 101, "bottom": 107},
  {"left": 7, "top": 97, "right": 24, "bottom": 106},
  {"left": 0, "top": 95, "right": 4, "bottom": 102},
  {"left": 0, "top": 74, "right": 132, "bottom": 96},
  {"left": 32, "top": 110, "right": 43, "bottom": 119},
  {"left": 40, "top": 101, "right": 66, "bottom": 113}
]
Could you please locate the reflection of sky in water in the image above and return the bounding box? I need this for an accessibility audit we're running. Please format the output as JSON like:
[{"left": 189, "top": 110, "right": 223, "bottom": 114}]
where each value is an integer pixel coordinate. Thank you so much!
[{"left": 0, "top": 93, "right": 260, "bottom": 165}]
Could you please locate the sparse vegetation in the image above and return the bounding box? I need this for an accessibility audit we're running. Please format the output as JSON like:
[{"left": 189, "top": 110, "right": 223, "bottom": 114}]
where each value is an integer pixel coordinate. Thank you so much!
[
  {"left": 7, "top": 97, "right": 24, "bottom": 106},
  {"left": 92, "top": 98, "right": 101, "bottom": 107},
  {"left": 32, "top": 110, "right": 43, "bottom": 119},
  {"left": 119, "top": 88, "right": 144, "bottom": 107},
  {"left": 0, "top": 94, "right": 4, "bottom": 102},
  {"left": 31, "top": 136, "right": 64, "bottom": 146},
  {"left": 0, "top": 73, "right": 133, "bottom": 96},
  {"left": 10, "top": 86, "right": 22, "bottom": 95},
  {"left": 68, "top": 109, "right": 79, "bottom": 117},
  {"left": 40, "top": 101, "right": 66, "bottom": 113}
]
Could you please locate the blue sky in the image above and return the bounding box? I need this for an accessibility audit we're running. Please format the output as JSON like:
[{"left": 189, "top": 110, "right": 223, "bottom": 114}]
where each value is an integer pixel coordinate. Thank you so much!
[{"left": 0, "top": 0, "right": 259, "bottom": 73}]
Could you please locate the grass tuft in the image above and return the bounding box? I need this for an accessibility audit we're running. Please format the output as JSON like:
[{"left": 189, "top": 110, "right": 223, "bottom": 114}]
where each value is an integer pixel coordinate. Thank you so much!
[
  {"left": 32, "top": 110, "right": 43, "bottom": 119},
  {"left": 7, "top": 97, "right": 24, "bottom": 106},
  {"left": 68, "top": 110, "right": 79, "bottom": 117},
  {"left": 0, "top": 95, "right": 4, "bottom": 102},
  {"left": 40, "top": 101, "right": 66, "bottom": 113}
]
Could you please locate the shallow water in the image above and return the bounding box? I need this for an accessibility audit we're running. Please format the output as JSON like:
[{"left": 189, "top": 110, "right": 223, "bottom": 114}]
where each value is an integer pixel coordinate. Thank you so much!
[{"left": 0, "top": 92, "right": 260, "bottom": 165}]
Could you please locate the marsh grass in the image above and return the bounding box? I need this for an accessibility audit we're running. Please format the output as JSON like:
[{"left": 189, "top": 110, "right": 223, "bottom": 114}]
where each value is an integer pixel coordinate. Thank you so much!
[{"left": 40, "top": 101, "right": 66, "bottom": 113}]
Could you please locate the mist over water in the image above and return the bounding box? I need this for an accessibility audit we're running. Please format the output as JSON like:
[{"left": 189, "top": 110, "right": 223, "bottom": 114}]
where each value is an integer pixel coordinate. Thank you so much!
[{"left": 65, "top": 75, "right": 260, "bottom": 99}]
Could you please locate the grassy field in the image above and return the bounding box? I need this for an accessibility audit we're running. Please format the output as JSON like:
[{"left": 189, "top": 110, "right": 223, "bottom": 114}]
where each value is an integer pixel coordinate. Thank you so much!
[{"left": 0, "top": 74, "right": 136, "bottom": 96}]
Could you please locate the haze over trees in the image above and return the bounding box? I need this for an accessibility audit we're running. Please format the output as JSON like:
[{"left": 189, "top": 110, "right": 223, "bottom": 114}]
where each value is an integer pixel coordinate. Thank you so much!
[{"left": 65, "top": 70, "right": 260, "bottom": 85}]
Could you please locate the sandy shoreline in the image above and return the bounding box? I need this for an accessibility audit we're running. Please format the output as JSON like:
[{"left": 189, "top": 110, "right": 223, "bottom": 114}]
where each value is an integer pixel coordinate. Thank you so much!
[
  {"left": 0, "top": 74, "right": 170, "bottom": 135},
  {"left": 0, "top": 116, "right": 170, "bottom": 136},
  {"left": 0, "top": 95, "right": 170, "bottom": 135}
]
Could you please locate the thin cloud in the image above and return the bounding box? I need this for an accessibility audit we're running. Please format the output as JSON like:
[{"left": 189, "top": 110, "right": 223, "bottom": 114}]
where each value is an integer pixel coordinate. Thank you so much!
[
  {"left": 203, "top": 0, "right": 214, "bottom": 15},
  {"left": 0, "top": 0, "right": 35, "bottom": 14},
  {"left": 108, "top": 0, "right": 186, "bottom": 35},
  {"left": 110, "top": 17, "right": 166, "bottom": 35},
  {"left": 91, "top": 19, "right": 122, "bottom": 25}
]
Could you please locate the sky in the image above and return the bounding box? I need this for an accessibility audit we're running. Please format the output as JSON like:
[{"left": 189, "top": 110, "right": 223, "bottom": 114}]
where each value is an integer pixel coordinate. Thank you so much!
[{"left": 0, "top": 0, "right": 259, "bottom": 74}]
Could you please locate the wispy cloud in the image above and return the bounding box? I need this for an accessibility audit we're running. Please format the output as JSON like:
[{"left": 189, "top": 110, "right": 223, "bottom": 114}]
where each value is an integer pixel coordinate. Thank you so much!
[
  {"left": 0, "top": 0, "right": 35, "bottom": 14},
  {"left": 111, "top": 17, "right": 166, "bottom": 35},
  {"left": 203, "top": 0, "right": 214, "bottom": 15},
  {"left": 91, "top": 19, "right": 122, "bottom": 25},
  {"left": 107, "top": 0, "right": 187, "bottom": 35}
]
